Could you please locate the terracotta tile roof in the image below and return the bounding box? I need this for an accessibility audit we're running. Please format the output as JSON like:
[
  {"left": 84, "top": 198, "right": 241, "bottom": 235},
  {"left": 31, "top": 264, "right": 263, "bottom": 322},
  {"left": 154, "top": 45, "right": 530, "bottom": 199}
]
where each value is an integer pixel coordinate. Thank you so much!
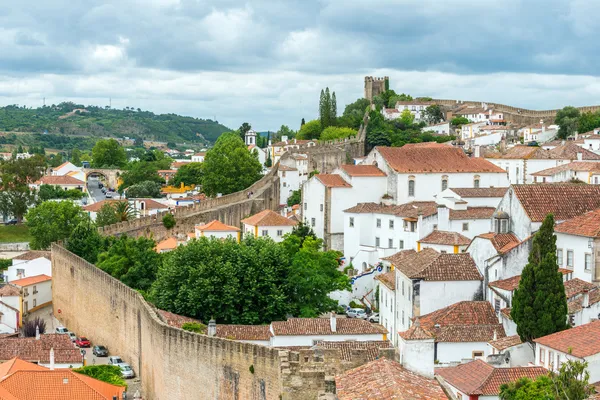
[
  {"left": 344, "top": 201, "right": 438, "bottom": 218},
  {"left": 500, "top": 307, "right": 512, "bottom": 320},
  {"left": 10, "top": 275, "right": 51, "bottom": 287},
  {"left": 241, "top": 209, "right": 297, "bottom": 227},
  {"left": 449, "top": 207, "right": 496, "bottom": 220},
  {"left": 398, "top": 322, "right": 433, "bottom": 340},
  {"left": 312, "top": 340, "right": 393, "bottom": 362},
  {"left": 155, "top": 237, "right": 178, "bottom": 252},
  {"left": 548, "top": 142, "right": 600, "bottom": 160},
  {"left": 450, "top": 187, "right": 508, "bottom": 198},
  {"left": 477, "top": 233, "right": 521, "bottom": 254},
  {"left": 0, "top": 364, "right": 125, "bottom": 399},
  {"left": 489, "top": 335, "right": 522, "bottom": 351},
  {"left": 271, "top": 318, "right": 388, "bottom": 336},
  {"left": 0, "top": 334, "right": 81, "bottom": 364},
  {"left": 339, "top": 164, "right": 386, "bottom": 177},
  {"left": 131, "top": 198, "right": 169, "bottom": 210},
  {"left": 12, "top": 251, "right": 51, "bottom": 261},
  {"left": 315, "top": 174, "right": 352, "bottom": 188},
  {"left": 412, "top": 301, "right": 505, "bottom": 343},
  {"left": 564, "top": 278, "right": 596, "bottom": 299},
  {"left": 336, "top": 358, "right": 448, "bottom": 400},
  {"left": 34, "top": 175, "right": 84, "bottom": 185},
  {"left": 455, "top": 107, "right": 487, "bottom": 115},
  {"left": 383, "top": 249, "right": 482, "bottom": 282},
  {"left": 484, "top": 145, "right": 550, "bottom": 160},
  {"left": 568, "top": 288, "right": 600, "bottom": 314},
  {"left": 53, "top": 161, "right": 72, "bottom": 171},
  {"left": 278, "top": 165, "right": 297, "bottom": 171},
  {"left": 532, "top": 161, "right": 600, "bottom": 176},
  {"left": 419, "top": 230, "right": 471, "bottom": 246},
  {"left": 436, "top": 359, "right": 547, "bottom": 395},
  {"left": 489, "top": 275, "right": 522, "bottom": 292},
  {"left": 555, "top": 208, "right": 600, "bottom": 237},
  {"left": 534, "top": 320, "right": 600, "bottom": 358},
  {"left": 215, "top": 325, "right": 272, "bottom": 341},
  {"left": 0, "top": 285, "right": 20, "bottom": 297},
  {"left": 374, "top": 271, "right": 396, "bottom": 290},
  {"left": 0, "top": 357, "right": 46, "bottom": 378},
  {"left": 157, "top": 169, "right": 177, "bottom": 173},
  {"left": 196, "top": 220, "right": 240, "bottom": 232},
  {"left": 376, "top": 144, "right": 506, "bottom": 173},
  {"left": 157, "top": 309, "right": 199, "bottom": 329},
  {"left": 395, "top": 100, "right": 438, "bottom": 106},
  {"left": 82, "top": 200, "right": 125, "bottom": 213},
  {"left": 512, "top": 184, "right": 600, "bottom": 222}
]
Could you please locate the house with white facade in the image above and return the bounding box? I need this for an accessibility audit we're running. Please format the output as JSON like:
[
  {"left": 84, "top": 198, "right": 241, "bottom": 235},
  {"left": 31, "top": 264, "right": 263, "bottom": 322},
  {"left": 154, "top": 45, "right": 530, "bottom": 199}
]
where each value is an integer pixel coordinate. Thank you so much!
[
  {"left": 0, "top": 284, "right": 21, "bottom": 334},
  {"left": 364, "top": 143, "right": 508, "bottom": 205},
  {"left": 10, "top": 275, "right": 51, "bottom": 315},
  {"left": 302, "top": 165, "right": 387, "bottom": 250},
  {"left": 461, "top": 122, "right": 488, "bottom": 141},
  {"left": 534, "top": 320, "right": 600, "bottom": 383},
  {"left": 382, "top": 108, "right": 401, "bottom": 121},
  {"left": 487, "top": 335, "right": 534, "bottom": 368},
  {"left": 194, "top": 220, "right": 241, "bottom": 242},
  {"left": 518, "top": 121, "right": 558, "bottom": 143},
  {"left": 485, "top": 142, "right": 600, "bottom": 184},
  {"left": 399, "top": 301, "right": 505, "bottom": 377},
  {"left": 423, "top": 121, "right": 451, "bottom": 135},
  {"left": 277, "top": 165, "right": 300, "bottom": 205},
  {"left": 269, "top": 138, "right": 316, "bottom": 165},
  {"left": 531, "top": 161, "right": 600, "bottom": 183},
  {"left": 248, "top": 145, "right": 267, "bottom": 167},
  {"left": 394, "top": 100, "right": 437, "bottom": 121},
  {"left": 436, "top": 359, "right": 547, "bottom": 400},
  {"left": 51, "top": 161, "right": 80, "bottom": 177},
  {"left": 0, "top": 334, "right": 83, "bottom": 368},
  {"left": 417, "top": 230, "right": 471, "bottom": 253},
  {"left": 3, "top": 251, "right": 51, "bottom": 283},
  {"left": 31, "top": 175, "right": 85, "bottom": 192},
  {"left": 241, "top": 209, "right": 297, "bottom": 242},
  {"left": 129, "top": 198, "right": 170, "bottom": 217},
  {"left": 442, "top": 187, "right": 507, "bottom": 208}
]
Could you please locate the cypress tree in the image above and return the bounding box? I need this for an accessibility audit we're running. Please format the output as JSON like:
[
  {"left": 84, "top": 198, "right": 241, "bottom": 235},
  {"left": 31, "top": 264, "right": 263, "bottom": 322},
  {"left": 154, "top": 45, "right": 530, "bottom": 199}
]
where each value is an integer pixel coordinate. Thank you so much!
[
  {"left": 319, "top": 90, "right": 326, "bottom": 129},
  {"left": 331, "top": 92, "right": 337, "bottom": 123},
  {"left": 301, "top": 118, "right": 305, "bottom": 127},
  {"left": 324, "top": 88, "right": 332, "bottom": 128},
  {"left": 511, "top": 214, "right": 568, "bottom": 343}
]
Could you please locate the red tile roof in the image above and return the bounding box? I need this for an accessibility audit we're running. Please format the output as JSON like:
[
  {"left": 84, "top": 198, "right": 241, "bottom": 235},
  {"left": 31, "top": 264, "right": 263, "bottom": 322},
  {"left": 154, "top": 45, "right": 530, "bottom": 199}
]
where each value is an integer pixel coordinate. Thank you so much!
[
  {"left": 34, "top": 175, "right": 84, "bottom": 185},
  {"left": 155, "top": 237, "right": 178, "bottom": 252},
  {"left": 488, "top": 335, "right": 522, "bottom": 351},
  {"left": 489, "top": 269, "right": 572, "bottom": 292},
  {"left": 336, "top": 358, "right": 448, "bottom": 400},
  {"left": 315, "top": 174, "right": 352, "bottom": 188},
  {"left": 450, "top": 187, "right": 508, "bottom": 198},
  {"left": 376, "top": 144, "right": 506, "bottom": 173},
  {"left": 568, "top": 288, "right": 600, "bottom": 314},
  {"left": 449, "top": 207, "right": 496, "bottom": 220},
  {"left": 196, "top": 220, "right": 240, "bottom": 232},
  {"left": 241, "top": 209, "right": 297, "bottom": 227},
  {"left": 10, "top": 275, "right": 51, "bottom": 287},
  {"left": 0, "top": 334, "right": 82, "bottom": 364},
  {"left": 383, "top": 249, "right": 482, "bottom": 282},
  {"left": 564, "top": 278, "right": 597, "bottom": 299},
  {"left": 312, "top": 340, "right": 393, "bottom": 362},
  {"left": 131, "top": 198, "right": 169, "bottom": 210},
  {"left": 271, "top": 318, "right": 387, "bottom": 336},
  {"left": 344, "top": 201, "right": 438, "bottom": 218},
  {"left": 532, "top": 161, "right": 600, "bottom": 177},
  {"left": 555, "top": 208, "right": 600, "bottom": 237},
  {"left": 398, "top": 322, "right": 434, "bottom": 340},
  {"left": 410, "top": 301, "right": 505, "bottom": 343},
  {"left": 419, "top": 230, "right": 471, "bottom": 246},
  {"left": 374, "top": 271, "right": 396, "bottom": 290},
  {"left": 215, "top": 325, "right": 272, "bottom": 341},
  {"left": 548, "top": 142, "right": 600, "bottom": 160},
  {"left": 339, "top": 164, "right": 386, "bottom": 177},
  {"left": 477, "top": 233, "right": 521, "bottom": 254},
  {"left": 512, "top": 184, "right": 600, "bottom": 222},
  {"left": 0, "top": 357, "right": 47, "bottom": 377},
  {"left": 534, "top": 320, "right": 600, "bottom": 358},
  {"left": 436, "top": 359, "right": 547, "bottom": 395},
  {"left": 82, "top": 200, "right": 125, "bottom": 213},
  {"left": 0, "top": 285, "right": 20, "bottom": 297},
  {"left": 12, "top": 251, "right": 51, "bottom": 261}
]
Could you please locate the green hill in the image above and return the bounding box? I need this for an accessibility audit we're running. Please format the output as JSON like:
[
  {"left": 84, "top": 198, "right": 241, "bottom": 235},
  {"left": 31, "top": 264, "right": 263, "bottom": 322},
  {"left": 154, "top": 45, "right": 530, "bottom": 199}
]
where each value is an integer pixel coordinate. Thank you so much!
[{"left": 0, "top": 102, "right": 231, "bottom": 148}]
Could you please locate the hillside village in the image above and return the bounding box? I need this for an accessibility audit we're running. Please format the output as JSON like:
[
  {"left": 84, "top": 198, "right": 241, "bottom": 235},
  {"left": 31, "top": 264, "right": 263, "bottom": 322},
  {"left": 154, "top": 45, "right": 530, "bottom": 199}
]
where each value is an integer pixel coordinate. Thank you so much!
[{"left": 2, "top": 76, "right": 600, "bottom": 400}]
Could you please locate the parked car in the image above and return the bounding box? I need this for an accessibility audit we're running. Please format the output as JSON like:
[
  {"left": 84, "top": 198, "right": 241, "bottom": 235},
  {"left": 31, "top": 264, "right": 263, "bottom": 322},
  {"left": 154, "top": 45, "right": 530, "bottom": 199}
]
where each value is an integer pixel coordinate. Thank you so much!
[
  {"left": 55, "top": 327, "right": 69, "bottom": 334},
  {"left": 105, "top": 192, "right": 113, "bottom": 198},
  {"left": 92, "top": 345, "right": 108, "bottom": 357},
  {"left": 368, "top": 313, "right": 380, "bottom": 323},
  {"left": 346, "top": 308, "right": 367, "bottom": 319},
  {"left": 75, "top": 337, "right": 91, "bottom": 348},
  {"left": 119, "top": 363, "right": 135, "bottom": 379},
  {"left": 67, "top": 332, "right": 77, "bottom": 342},
  {"left": 108, "top": 356, "right": 124, "bottom": 365},
  {"left": 4, "top": 219, "right": 17, "bottom": 225}
]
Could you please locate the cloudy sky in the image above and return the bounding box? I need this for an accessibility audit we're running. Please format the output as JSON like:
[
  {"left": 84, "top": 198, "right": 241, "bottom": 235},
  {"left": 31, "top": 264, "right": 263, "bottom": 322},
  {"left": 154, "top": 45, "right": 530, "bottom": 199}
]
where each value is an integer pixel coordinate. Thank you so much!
[{"left": 2, "top": 0, "right": 600, "bottom": 131}]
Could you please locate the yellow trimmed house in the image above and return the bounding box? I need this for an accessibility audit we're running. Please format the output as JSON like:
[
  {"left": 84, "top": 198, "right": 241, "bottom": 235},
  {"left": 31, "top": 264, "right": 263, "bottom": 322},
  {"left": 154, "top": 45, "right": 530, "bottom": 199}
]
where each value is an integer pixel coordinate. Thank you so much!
[
  {"left": 417, "top": 230, "right": 471, "bottom": 254},
  {"left": 241, "top": 209, "right": 297, "bottom": 243},
  {"left": 194, "top": 220, "right": 241, "bottom": 242}
]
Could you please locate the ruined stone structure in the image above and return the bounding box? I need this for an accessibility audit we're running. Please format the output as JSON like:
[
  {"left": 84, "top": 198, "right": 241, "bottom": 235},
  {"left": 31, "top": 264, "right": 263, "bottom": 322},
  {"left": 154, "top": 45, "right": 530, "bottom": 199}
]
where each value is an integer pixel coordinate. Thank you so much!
[
  {"left": 364, "top": 76, "right": 388, "bottom": 102},
  {"left": 83, "top": 168, "right": 122, "bottom": 189}
]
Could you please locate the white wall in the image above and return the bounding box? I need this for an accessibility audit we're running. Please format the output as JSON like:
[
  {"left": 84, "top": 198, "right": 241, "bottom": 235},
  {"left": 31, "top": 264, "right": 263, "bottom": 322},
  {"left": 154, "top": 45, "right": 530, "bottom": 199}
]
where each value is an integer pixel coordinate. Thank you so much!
[
  {"left": 555, "top": 233, "right": 594, "bottom": 283},
  {"left": 194, "top": 229, "right": 239, "bottom": 241},
  {"left": 535, "top": 345, "right": 600, "bottom": 383},
  {"left": 448, "top": 218, "right": 491, "bottom": 239},
  {"left": 399, "top": 337, "right": 435, "bottom": 378},
  {"left": 0, "top": 296, "right": 19, "bottom": 333},
  {"left": 278, "top": 169, "right": 301, "bottom": 206},
  {"left": 5, "top": 258, "right": 52, "bottom": 282},
  {"left": 437, "top": 341, "right": 490, "bottom": 364},
  {"left": 245, "top": 224, "right": 294, "bottom": 243},
  {"left": 420, "top": 280, "right": 482, "bottom": 315},
  {"left": 22, "top": 280, "right": 52, "bottom": 313},
  {"left": 302, "top": 178, "right": 326, "bottom": 238},
  {"left": 419, "top": 243, "right": 461, "bottom": 253},
  {"left": 378, "top": 283, "right": 396, "bottom": 345},
  {"left": 395, "top": 272, "right": 414, "bottom": 331},
  {"left": 495, "top": 190, "right": 533, "bottom": 241},
  {"left": 270, "top": 333, "right": 385, "bottom": 347}
]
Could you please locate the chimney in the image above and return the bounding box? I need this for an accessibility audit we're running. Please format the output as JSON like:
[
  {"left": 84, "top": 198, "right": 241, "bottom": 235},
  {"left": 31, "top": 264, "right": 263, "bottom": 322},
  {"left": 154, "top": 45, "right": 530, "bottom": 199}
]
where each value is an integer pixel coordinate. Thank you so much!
[
  {"left": 437, "top": 205, "right": 450, "bottom": 231},
  {"left": 582, "top": 290, "right": 590, "bottom": 308},
  {"left": 208, "top": 319, "right": 216, "bottom": 337},
  {"left": 474, "top": 145, "right": 481, "bottom": 158},
  {"left": 577, "top": 152, "right": 583, "bottom": 161},
  {"left": 35, "top": 325, "right": 40, "bottom": 340},
  {"left": 493, "top": 330, "right": 497, "bottom": 341},
  {"left": 330, "top": 312, "right": 337, "bottom": 333},
  {"left": 50, "top": 347, "right": 55, "bottom": 370}
]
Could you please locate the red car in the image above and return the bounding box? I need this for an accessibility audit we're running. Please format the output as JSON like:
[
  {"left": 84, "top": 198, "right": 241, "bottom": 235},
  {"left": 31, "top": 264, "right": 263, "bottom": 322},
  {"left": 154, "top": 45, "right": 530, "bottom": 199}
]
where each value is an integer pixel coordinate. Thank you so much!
[{"left": 75, "top": 337, "right": 91, "bottom": 348}]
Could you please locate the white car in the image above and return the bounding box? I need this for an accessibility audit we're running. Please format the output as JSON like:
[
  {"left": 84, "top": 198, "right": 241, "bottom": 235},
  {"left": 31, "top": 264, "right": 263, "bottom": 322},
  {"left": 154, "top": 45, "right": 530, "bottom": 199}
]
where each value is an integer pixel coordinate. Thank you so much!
[
  {"left": 118, "top": 363, "right": 135, "bottom": 379},
  {"left": 108, "top": 356, "right": 124, "bottom": 365},
  {"left": 368, "top": 313, "right": 380, "bottom": 323},
  {"left": 67, "top": 332, "right": 77, "bottom": 342},
  {"left": 55, "top": 327, "right": 69, "bottom": 334},
  {"left": 346, "top": 308, "right": 367, "bottom": 319}
]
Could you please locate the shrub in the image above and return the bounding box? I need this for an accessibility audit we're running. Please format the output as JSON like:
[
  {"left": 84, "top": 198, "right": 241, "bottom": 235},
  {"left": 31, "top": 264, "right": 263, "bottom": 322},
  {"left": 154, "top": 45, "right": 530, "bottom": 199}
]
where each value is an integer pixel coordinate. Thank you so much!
[
  {"left": 23, "top": 317, "right": 47, "bottom": 337},
  {"left": 181, "top": 322, "right": 206, "bottom": 334},
  {"left": 162, "top": 213, "right": 176, "bottom": 229},
  {"left": 349, "top": 300, "right": 364, "bottom": 309},
  {"left": 73, "top": 365, "right": 127, "bottom": 388}
]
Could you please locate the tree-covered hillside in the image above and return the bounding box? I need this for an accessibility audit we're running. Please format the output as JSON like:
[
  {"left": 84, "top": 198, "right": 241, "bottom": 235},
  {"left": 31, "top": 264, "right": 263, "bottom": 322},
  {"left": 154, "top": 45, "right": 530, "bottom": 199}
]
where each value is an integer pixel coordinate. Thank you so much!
[{"left": 0, "top": 102, "right": 231, "bottom": 145}]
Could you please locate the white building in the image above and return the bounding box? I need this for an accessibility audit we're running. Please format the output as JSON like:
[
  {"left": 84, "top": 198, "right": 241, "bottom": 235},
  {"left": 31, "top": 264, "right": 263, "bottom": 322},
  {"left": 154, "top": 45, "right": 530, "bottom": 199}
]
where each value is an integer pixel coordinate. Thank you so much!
[
  {"left": 3, "top": 251, "right": 51, "bottom": 283},
  {"left": 194, "top": 220, "right": 241, "bottom": 242},
  {"left": 394, "top": 100, "right": 437, "bottom": 121},
  {"left": 436, "top": 359, "right": 547, "bottom": 400},
  {"left": 245, "top": 129, "right": 257, "bottom": 146},
  {"left": 51, "top": 162, "right": 81, "bottom": 177},
  {"left": 129, "top": 198, "right": 170, "bottom": 217},
  {"left": 0, "top": 334, "right": 83, "bottom": 369},
  {"left": 461, "top": 121, "right": 489, "bottom": 141},
  {"left": 531, "top": 161, "right": 600, "bottom": 183},
  {"left": 423, "top": 121, "right": 451, "bottom": 135},
  {"left": 399, "top": 301, "right": 505, "bottom": 377},
  {"left": 487, "top": 335, "right": 534, "bottom": 368},
  {"left": 277, "top": 165, "right": 301, "bottom": 205},
  {"left": 241, "top": 209, "right": 297, "bottom": 242},
  {"left": 440, "top": 187, "right": 507, "bottom": 208},
  {"left": 518, "top": 121, "right": 558, "bottom": 143},
  {"left": 31, "top": 175, "right": 85, "bottom": 192},
  {"left": 0, "top": 284, "right": 21, "bottom": 333},
  {"left": 382, "top": 108, "right": 401, "bottom": 121},
  {"left": 10, "top": 274, "right": 52, "bottom": 314},
  {"left": 191, "top": 152, "right": 205, "bottom": 163},
  {"left": 249, "top": 145, "right": 268, "bottom": 167},
  {"left": 534, "top": 320, "right": 600, "bottom": 383},
  {"left": 417, "top": 230, "right": 471, "bottom": 253},
  {"left": 269, "top": 138, "right": 317, "bottom": 165}
]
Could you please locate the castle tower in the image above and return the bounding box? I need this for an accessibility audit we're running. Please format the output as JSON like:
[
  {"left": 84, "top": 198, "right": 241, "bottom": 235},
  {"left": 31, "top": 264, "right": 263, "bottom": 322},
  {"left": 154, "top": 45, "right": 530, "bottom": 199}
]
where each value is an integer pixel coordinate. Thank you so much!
[
  {"left": 364, "top": 76, "right": 389, "bottom": 102},
  {"left": 245, "top": 129, "right": 257, "bottom": 146}
]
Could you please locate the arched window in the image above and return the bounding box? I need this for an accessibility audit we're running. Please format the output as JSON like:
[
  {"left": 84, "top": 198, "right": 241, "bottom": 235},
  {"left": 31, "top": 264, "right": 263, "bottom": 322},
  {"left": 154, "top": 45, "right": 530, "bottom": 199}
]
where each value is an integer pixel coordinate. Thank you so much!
[
  {"left": 474, "top": 175, "right": 480, "bottom": 188},
  {"left": 408, "top": 176, "right": 415, "bottom": 197},
  {"left": 441, "top": 175, "right": 448, "bottom": 191}
]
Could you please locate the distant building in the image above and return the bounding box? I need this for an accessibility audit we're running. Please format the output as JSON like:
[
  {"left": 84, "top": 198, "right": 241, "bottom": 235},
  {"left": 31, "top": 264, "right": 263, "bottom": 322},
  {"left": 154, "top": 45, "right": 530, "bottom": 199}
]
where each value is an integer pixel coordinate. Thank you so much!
[
  {"left": 241, "top": 209, "right": 297, "bottom": 242},
  {"left": 364, "top": 76, "right": 388, "bottom": 102}
]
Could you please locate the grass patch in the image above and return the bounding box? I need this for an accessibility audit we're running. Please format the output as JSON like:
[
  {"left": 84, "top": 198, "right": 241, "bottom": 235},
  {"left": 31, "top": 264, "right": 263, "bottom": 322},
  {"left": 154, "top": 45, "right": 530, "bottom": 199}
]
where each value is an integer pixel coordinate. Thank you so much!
[{"left": 0, "top": 224, "right": 32, "bottom": 243}]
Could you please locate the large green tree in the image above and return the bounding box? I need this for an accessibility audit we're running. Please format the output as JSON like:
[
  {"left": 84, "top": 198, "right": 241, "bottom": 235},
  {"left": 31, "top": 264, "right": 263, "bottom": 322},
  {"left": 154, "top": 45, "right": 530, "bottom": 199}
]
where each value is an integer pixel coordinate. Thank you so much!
[
  {"left": 96, "top": 203, "right": 120, "bottom": 227},
  {"left": 338, "top": 98, "right": 370, "bottom": 129},
  {"left": 511, "top": 214, "right": 568, "bottom": 343},
  {"left": 66, "top": 220, "right": 105, "bottom": 264},
  {"left": 319, "top": 87, "right": 336, "bottom": 129},
  {"left": 297, "top": 119, "right": 322, "bottom": 140},
  {"left": 201, "top": 132, "right": 262, "bottom": 197},
  {"left": 97, "top": 235, "right": 160, "bottom": 291},
  {"left": 71, "top": 148, "right": 82, "bottom": 167},
  {"left": 119, "top": 162, "right": 164, "bottom": 191},
  {"left": 125, "top": 181, "right": 162, "bottom": 198},
  {"left": 577, "top": 110, "right": 600, "bottom": 134},
  {"left": 0, "top": 156, "right": 46, "bottom": 221},
  {"left": 238, "top": 122, "right": 252, "bottom": 140},
  {"left": 320, "top": 126, "right": 357, "bottom": 141},
  {"left": 25, "top": 201, "right": 88, "bottom": 249},
  {"left": 555, "top": 106, "right": 581, "bottom": 139},
  {"left": 91, "top": 139, "right": 127, "bottom": 168},
  {"left": 424, "top": 105, "right": 444, "bottom": 124},
  {"left": 170, "top": 162, "right": 203, "bottom": 187},
  {"left": 73, "top": 365, "right": 126, "bottom": 388}
]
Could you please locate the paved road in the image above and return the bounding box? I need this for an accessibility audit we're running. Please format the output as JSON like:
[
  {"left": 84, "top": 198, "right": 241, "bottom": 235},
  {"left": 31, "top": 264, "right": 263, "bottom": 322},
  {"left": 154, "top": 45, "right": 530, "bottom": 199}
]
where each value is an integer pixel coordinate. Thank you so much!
[{"left": 86, "top": 177, "right": 122, "bottom": 203}]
